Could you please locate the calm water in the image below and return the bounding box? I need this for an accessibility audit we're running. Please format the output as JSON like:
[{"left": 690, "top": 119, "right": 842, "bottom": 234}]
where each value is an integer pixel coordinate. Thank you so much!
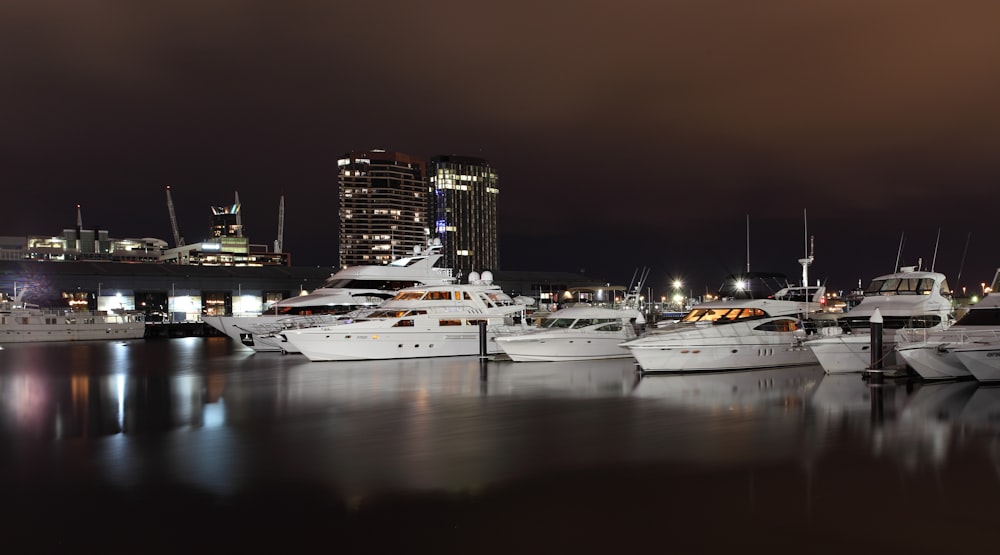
[{"left": 1, "top": 337, "right": 998, "bottom": 553}]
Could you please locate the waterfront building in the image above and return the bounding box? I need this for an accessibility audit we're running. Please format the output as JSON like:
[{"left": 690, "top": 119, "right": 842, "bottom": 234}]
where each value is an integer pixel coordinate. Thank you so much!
[
  {"left": 338, "top": 150, "right": 430, "bottom": 269},
  {"left": 429, "top": 155, "right": 499, "bottom": 279}
]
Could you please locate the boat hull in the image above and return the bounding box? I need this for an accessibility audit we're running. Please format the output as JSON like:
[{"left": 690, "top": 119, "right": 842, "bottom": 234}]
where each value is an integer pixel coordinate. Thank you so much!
[
  {"left": 284, "top": 327, "right": 504, "bottom": 361},
  {"left": 806, "top": 333, "right": 903, "bottom": 374},
  {"left": 202, "top": 315, "right": 289, "bottom": 353},
  {"left": 953, "top": 345, "right": 1000, "bottom": 382},
  {"left": 495, "top": 334, "right": 633, "bottom": 362},
  {"left": 628, "top": 341, "right": 816, "bottom": 372},
  {"left": 0, "top": 323, "right": 145, "bottom": 343},
  {"left": 896, "top": 343, "right": 972, "bottom": 381}
]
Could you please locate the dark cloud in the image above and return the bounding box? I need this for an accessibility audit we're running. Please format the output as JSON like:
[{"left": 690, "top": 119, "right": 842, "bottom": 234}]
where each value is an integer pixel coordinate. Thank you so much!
[{"left": 2, "top": 0, "right": 999, "bottom": 295}]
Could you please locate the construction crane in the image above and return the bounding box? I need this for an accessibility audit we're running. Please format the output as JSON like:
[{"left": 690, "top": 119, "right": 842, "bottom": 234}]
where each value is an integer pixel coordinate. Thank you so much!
[
  {"left": 274, "top": 194, "right": 285, "bottom": 253},
  {"left": 165, "top": 185, "right": 185, "bottom": 247},
  {"left": 234, "top": 191, "right": 243, "bottom": 237}
]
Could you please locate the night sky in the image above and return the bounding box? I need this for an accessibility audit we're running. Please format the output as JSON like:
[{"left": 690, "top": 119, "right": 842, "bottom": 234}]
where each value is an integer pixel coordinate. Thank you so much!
[{"left": 3, "top": 1, "right": 999, "bottom": 298}]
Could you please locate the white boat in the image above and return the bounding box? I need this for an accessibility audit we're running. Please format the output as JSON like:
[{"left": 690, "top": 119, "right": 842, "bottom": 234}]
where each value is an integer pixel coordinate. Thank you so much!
[
  {"left": 494, "top": 271, "right": 649, "bottom": 362},
  {"left": 281, "top": 271, "right": 530, "bottom": 361},
  {"left": 494, "top": 304, "right": 645, "bottom": 362},
  {"left": 896, "top": 293, "right": 1000, "bottom": 381},
  {"left": 804, "top": 266, "right": 953, "bottom": 375},
  {"left": 0, "top": 292, "right": 145, "bottom": 343},
  {"left": 202, "top": 239, "right": 456, "bottom": 353},
  {"left": 621, "top": 246, "right": 831, "bottom": 372}
]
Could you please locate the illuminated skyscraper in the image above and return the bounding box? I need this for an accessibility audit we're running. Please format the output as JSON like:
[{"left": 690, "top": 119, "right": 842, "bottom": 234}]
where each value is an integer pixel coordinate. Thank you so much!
[
  {"left": 338, "top": 149, "right": 429, "bottom": 269},
  {"left": 429, "top": 155, "right": 499, "bottom": 277}
]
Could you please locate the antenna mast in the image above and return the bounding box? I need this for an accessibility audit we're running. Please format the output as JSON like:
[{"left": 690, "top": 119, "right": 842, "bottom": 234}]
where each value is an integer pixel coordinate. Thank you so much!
[
  {"left": 76, "top": 204, "right": 83, "bottom": 228},
  {"left": 798, "top": 209, "right": 814, "bottom": 288},
  {"left": 165, "top": 185, "right": 185, "bottom": 248},
  {"left": 745, "top": 214, "right": 750, "bottom": 273},
  {"left": 931, "top": 228, "right": 941, "bottom": 271},
  {"left": 274, "top": 194, "right": 285, "bottom": 253},
  {"left": 894, "top": 232, "right": 905, "bottom": 272}
]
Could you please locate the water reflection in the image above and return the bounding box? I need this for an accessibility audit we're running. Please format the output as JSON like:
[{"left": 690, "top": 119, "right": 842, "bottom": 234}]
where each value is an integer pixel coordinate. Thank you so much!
[{"left": 2, "top": 340, "right": 1000, "bottom": 499}]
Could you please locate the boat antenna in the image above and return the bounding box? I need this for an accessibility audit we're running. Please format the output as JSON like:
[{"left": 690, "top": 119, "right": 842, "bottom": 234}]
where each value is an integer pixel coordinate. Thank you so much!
[
  {"left": 745, "top": 214, "right": 750, "bottom": 273},
  {"left": 797, "top": 209, "right": 814, "bottom": 288},
  {"left": 956, "top": 231, "right": 971, "bottom": 286},
  {"left": 894, "top": 231, "right": 905, "bottom": 273},
  {"left": 930, "top": 228, "right": 941, "bottom": 272}
]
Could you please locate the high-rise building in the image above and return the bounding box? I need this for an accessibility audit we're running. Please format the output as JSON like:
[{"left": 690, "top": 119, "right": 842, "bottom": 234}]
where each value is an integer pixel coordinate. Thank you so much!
[
  {"left": 429, "top": 155, "right": 499, "bottom": 277},
  {"left": 338, "top": 150, "right": 429, "bottom": 269}
]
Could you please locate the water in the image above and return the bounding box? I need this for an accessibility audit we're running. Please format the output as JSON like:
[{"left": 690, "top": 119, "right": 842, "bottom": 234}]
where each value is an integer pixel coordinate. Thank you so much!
[{"left": 1, "top": 338, "right": 998, "bottom": 553}]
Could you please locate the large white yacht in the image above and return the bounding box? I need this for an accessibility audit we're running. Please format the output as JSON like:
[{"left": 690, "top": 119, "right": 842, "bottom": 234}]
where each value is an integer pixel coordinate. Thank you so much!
[
  {"left": 280, "top": 271, "right": 530, "bottom": 361},
  {"left": 895, "top": 293, "right": 1000, "bottom": 381},
  {"left": 621, "top": 251, "right": 830, "bottom": 373},
  {"left": 1, "top": 291, "right": 146, "bottom": 343},
  {"left": 805, "top": 266, "right": 953, "bottom": 375},
  {"left": 202, "top": 239, "right": 456, "bottom": 353}
]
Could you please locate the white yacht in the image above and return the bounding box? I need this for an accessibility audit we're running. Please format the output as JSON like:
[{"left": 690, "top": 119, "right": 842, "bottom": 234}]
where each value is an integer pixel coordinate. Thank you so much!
[
  {"left": 805, "top": 266, "right": 953, "bottom": 375},
  {"left": 895, "top": 293, "right": 1000, "bottom": 381},
  {"left": 621, "top": 282, "right": 826, "bottom": 373},
  {"left": 621, "top": 247, "right": 830, "bottom": 373},
  {"left": 202, "top": 239, "right": 456, "bottom": 353},
  {"left": 0, "top": 292, "right": 146, "bottom": 343},
  {"left": 494, "top": 304, "right": 645, "bottom": 362},
  {"left": 280, "top": 271, "right": 530, "bottom": 361}
]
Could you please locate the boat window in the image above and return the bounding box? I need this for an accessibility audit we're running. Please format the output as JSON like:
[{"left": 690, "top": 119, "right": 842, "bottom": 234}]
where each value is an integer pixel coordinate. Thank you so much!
[
  {"left": 392, "top": 319, "right": 414, "bottom": 327},
  {"left": 938, "top": 279, "right": 951, "bottom": 297},
  {"left": 366, "top": 310, "right": 411, "bottom": 318},
  {"left": 439, "top": 319, "right": 462, "bottom": 326},
  {"left": 595, "top": 322, "right": 623, "bottom": 332},
  {"left": 753, "top": 319, "right": 800, "bottom": 332},
  {"left": 543, "top": 318, "right": 575, "bottom": 329},
  {"left": 394, "top": 291, "right": 425, "bottom": 301},
  {"left": 466, "top": 319, "right": 487, "bottom": 326},
  {"left": 571, "top": 319, "right": 596, "bottom": 328},
  {"left": 424, "top": 291, "right": 452, "bottom": 301}
]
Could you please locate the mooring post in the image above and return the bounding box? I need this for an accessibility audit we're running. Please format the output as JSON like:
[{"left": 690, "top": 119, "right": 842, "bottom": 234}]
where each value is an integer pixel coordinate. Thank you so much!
[
  {"left": 478, "top": 320, "right": 488, "bottom": 360},
  {"left": 866, "top": 308, "right": 884, "bottom": 382}
]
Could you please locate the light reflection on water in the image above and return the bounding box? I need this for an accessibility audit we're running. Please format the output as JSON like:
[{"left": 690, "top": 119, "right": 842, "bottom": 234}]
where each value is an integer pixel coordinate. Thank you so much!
[{"left": 2, "top": 338, "right": 1000, "bottom": 539}]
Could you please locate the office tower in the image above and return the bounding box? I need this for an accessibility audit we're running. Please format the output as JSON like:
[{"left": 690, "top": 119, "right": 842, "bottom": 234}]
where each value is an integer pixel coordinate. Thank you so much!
[
  {"left": 429, "top": 155, "right": 499, "bottom": 278},
  {"left": 338, "top": 149, "right": 429, "bottom": 269}
]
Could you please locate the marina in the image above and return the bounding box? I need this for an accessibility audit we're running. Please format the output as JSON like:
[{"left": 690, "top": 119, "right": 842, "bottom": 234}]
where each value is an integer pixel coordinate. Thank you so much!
[{"left": 2, "top": 337, "right": 1000, "bottom": 552}]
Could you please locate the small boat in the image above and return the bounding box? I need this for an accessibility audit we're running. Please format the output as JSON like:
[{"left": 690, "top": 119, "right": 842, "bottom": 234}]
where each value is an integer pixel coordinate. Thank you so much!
[
  {"left": 494, "top": 271, "right": 648, "bottom": 362},
  {"left": 281, "top": 271, "right": 530, "bottom": 361},
  {"left": 0, "top": 291, "right": 146, "bottom": 343},
  {"left": 202, "top": 239, "right": 456, "bottom": 353},
  {"left": 896, "top": 293, "right": 1000, "bottom": 381},
  {"left": 494, "top": 304, "right": 645, "bottom": 362},
  {"left": 805, "top": 266, "right": 954, "bottom": 375}
]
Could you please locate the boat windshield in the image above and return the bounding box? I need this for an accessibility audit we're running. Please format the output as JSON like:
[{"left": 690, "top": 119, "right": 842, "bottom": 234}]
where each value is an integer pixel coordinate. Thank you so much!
[
  {"left": 863, "top": 277, "right": 942, "bottom": 296},
  {"left": 364, "top": 310, "right": 427, "bottom": 319},
  {"left": 541, "top": 318, "right": 575, "bottom": 329},
  {"left": 680, "top": 307, "right": 767, "bottom": 324}
]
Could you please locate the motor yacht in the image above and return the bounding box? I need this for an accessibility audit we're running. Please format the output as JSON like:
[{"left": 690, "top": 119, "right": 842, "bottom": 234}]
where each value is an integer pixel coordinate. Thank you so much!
[
  {"left": 621, "top": 247, "right": 830, "bottom": 373},
  {"left": 805, "top": 266, "right": 953, "bottom": 375},
  {"left": 621, "top": 282, "right": 826, "bottom": 373},
  {"left": 494, "top": 304, "right": 645, "bottom": 362},
  {"left": 202, "top": 239, "right": 456, "bottom": 353},
  {"left": 895, "top": 293, "right": 1000, "bottom": 381},
  {"left": 281, "top": 271, "right": 530, "bottom": 361},
  {"left": 0, "top": 290, "right": 145, "bottom": 343}
]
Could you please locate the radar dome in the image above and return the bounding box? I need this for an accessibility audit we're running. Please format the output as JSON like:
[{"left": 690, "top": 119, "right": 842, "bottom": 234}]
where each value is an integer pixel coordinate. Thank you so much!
[
  {"left": 468, "top": 271, "right": 481, "bottom": 283},
  {"left": 481, "top": 271, "right": 494, "bottom": 284}
]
